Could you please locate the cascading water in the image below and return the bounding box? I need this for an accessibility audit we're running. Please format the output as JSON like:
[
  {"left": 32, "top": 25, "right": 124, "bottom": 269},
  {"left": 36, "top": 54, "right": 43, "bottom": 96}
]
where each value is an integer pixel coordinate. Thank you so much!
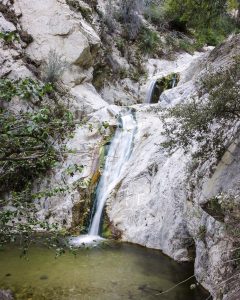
[
  {"left": 70, "top": 109, "right": 137, "bottom": 246},
  {"left": 145, "top": 79, "right": 157, "bottom": 104}
]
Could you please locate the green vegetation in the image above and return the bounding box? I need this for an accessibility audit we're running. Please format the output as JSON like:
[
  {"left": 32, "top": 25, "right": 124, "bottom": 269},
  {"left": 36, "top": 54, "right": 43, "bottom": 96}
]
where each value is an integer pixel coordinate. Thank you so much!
[
  {"left": 0, "top": 78, "right": 53, "bottom": 102},
  {"left": 197, "top": 225, "right": 207, "bottom": 242},
  {"left": 0, "top": 77, "right": 75, "bottom": 252},
  {"left": 161, "top": 56, "right": 240, "bottom": 160},
  {"left": 163, "top": 0, "right": 239, "bottom": 46},
  {"left": 42, "top": 50, "right": 68, "bottom": 83},
  {"left": 0, "top": 31, "right": 17, "bottom": 44},
  {"left": 139, "top": 28, "right": 160, "bottom": 54},
  {"left": 144, "top": 2, "right": 165, "bottom": 26}
]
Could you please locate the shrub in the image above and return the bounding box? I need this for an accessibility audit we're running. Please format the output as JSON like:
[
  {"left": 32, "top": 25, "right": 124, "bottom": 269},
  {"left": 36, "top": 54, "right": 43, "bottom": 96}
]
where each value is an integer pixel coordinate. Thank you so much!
[
  {"left": 0, "top": 77, "right": 75, "bottom": 192},
  {"left": 163, "top": 0, "right": 239, "bottom": 45},
  {"left": 161, "top": 55, "right": 240, "bottom": 158},
  {"left": 139, "top": 28, "right": 160, "bottom": 54},
  {"left": 103, "top": 0, "right": 117, "bottom": 33},
  {"left": 0, "top": 105, "right": 74, "bottom": 192},
  {"left": 0, "top": 78, "right": 53, "bottom": 102},
  {"left": 115, "top": 38, "right": 125, "bottom": 56},
  {"left": 42, "top": 50, "right": 68, "bottom": 84},
  {"left": 0, "top": 31, "right": 17, "bottom": 44},
  {"left": 144, "top": 2, "right": 165, "bottom": 27}
]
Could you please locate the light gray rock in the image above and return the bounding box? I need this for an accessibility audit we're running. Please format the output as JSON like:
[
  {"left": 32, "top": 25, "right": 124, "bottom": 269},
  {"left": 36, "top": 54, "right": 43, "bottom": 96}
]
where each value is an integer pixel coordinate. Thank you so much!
[
  {"left": 0, "top": 12, "right": 16, "bottom": 32},
  {"left": 17, "top": 0, "right": 101, "bottom": 85},
  {"left": 0, "top": 290, "right": 13, "bottom": 300}
]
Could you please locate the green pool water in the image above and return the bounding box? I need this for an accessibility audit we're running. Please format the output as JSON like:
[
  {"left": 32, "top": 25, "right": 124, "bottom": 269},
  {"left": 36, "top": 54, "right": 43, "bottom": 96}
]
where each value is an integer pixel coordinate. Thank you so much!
[{"left": 0, "top": 242, "right": 209, "bottom": 300}]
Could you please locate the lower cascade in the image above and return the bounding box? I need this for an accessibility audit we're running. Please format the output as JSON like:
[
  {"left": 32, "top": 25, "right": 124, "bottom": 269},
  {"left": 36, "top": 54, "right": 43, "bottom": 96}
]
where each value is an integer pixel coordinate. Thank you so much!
[{"left": 70, "top": 109, "right": 137, "bottom": 246}]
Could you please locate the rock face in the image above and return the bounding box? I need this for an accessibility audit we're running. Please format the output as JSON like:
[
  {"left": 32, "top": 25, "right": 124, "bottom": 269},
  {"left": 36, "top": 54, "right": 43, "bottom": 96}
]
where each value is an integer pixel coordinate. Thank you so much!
[
  {"left": 1, "top": 1, "right": 240, "bottom": 299},
  {"left": 17, "top": 0, "right": 100, "bottom": 83},
  {"left": 106, "top": 35, "right": 240, "bottom": 299},
  {"left": 107, "top": 107, "right": 191, "bottom": 261}
]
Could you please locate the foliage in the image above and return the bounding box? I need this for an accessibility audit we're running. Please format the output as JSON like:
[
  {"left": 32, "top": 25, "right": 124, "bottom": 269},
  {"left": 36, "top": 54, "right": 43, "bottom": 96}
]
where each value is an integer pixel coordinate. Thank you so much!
[
  {"left": 144, "top": 1, "right": 166, "bottom": 27},
  {"left": 163, "top": 0, "right": 239, "bottom": 46},
  {"left": 197, "top": 225, "right": 207, "bottom": 242},
  {"left": 42, "top": 50, "right": 68, "bottom": 83},
  {"left": 0, "top": 189, "right": 67, "bottom": 255},
  {"left": 0, "top": 105, "right": 74, "bottom": 192},
  {"left": 0, "top": 78, "right": 53, "bottom": 102},
  {"left": 161, "top": 56, "right": 240, "bottom": 158},
  {"left": 115, "top": 38, "right": 125, "bottom": 56},
  {"left": 0, "top": 74, "right": 77, "bottom": 252},
  {"left": 0, "top": 31, "right": 17, "bottom": 44},
  {"left": 139, "top": 28, "right": 160, "bottom": 54}
]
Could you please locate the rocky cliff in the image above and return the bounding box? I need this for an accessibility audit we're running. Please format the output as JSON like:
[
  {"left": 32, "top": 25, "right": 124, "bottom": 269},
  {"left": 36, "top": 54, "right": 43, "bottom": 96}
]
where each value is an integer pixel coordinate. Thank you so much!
[{"left": 1, "top": 1, "right": 240, "bottom": 299}]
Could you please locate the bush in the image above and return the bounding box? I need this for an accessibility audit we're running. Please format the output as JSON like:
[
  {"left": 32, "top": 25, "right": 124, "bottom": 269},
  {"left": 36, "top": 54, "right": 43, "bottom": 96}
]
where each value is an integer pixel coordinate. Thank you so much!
[
  {"left": 0, "top": 77, "right": 75, "bottom": 192},
  {"left": 0, "top": 78, "right": 53, "bottom": 102},
  {"left": 163, "top": 0, "right": 239, "bottom": 46},
  {"left": 139, "top": 28, "right": 160, "bottom": 54},
  {"left": 42, "top": 50, "right": 68, "bottom": 84},
  {"left": 144, "top": 2, "right": 165, "bottom": 27},
  {"left": 0, "top": 31, "right": 17, "bottom": 44},
  {"left": 161, "top": 56, "right": 240, "bottom": 158},
  {"left": 103, "top": 0, "right": 117, "bottom": 33}
]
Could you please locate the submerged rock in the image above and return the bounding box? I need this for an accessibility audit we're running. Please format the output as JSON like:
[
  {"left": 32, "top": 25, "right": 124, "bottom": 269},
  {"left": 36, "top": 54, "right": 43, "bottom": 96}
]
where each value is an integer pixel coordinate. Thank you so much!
[{"left": 0, "top": 290, "right": 14, "bottom": 300}]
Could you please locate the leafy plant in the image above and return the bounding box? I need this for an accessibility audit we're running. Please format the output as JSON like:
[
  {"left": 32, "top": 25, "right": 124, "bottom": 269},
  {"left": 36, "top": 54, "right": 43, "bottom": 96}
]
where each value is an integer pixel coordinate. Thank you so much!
[
  {"left": 0, "top": 105, "right": 74, "bottom": 192},
  {"left": 0, "top": 78, "right": 53, "bottom": 102},
  {"left": 144, "top": 2, "right": 165, "bottom": 26},
  {"left": 161, "top": 56, "right": 240, "bottom": 159},
  {"left": 139, "top": 28, "right": 160, "bottom": 54},
  {"left": 0, "top": 31, "right": 17, "bottom": 44},
  {"left": 163, "top": 0, "right": 239, "bottom": 46},
  {"left": 0, "top": 189, "right": 65, "bottom": 255}
]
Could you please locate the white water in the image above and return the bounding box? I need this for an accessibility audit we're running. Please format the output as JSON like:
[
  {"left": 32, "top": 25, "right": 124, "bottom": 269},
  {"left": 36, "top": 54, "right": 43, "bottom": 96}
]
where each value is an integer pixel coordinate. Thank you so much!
[
  {"left": 70, "top": 110, "right": 137, "bottom": 246},
  {"left": 145, "top": 79, "right": 157, "bottom": 104}
]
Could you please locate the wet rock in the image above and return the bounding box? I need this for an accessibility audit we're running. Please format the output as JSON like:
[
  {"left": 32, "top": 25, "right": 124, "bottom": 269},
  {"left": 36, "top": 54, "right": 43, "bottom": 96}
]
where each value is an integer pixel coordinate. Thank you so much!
[{"left": 0, "top": 290, "right": 14, "bottom": 300}]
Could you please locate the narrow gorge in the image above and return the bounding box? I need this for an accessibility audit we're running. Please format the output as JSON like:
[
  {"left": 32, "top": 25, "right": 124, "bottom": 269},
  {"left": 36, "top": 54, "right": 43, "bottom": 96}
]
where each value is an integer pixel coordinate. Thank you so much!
[{"left": 0, "top": 0, "right": 240, "bottom": 300}]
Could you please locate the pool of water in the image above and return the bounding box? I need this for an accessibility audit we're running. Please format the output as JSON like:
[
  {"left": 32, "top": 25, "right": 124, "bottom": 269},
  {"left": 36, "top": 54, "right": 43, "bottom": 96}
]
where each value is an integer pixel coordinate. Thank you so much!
[{"left": 0, "top": 242, "right": 209, "bottom": 300}]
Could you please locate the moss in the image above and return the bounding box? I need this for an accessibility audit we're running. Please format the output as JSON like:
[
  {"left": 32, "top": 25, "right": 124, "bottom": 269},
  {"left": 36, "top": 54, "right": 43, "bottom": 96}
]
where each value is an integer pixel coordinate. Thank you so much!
[
  {"left": 202, "top": 197, "right": 225, "bottom": 222},
  {"left": 101, "top": 211, "right": 122, "bottom": 240}
]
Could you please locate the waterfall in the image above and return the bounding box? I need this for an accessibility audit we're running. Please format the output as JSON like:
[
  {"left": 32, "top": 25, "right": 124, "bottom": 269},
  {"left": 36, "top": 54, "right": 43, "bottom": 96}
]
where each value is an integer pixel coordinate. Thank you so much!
[
  {"left": 171, "top": 74, "right": 177, "bottom": 88},
  {"left": 145, "top": 79, "right": 157, "bottom": 104},
  {"left": 69, "top": 109, "right": 137, "bottom": 246}
]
